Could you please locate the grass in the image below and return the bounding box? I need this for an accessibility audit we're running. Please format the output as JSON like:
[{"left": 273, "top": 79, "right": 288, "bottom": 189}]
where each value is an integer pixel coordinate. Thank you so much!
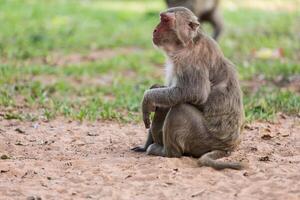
[{"left": 0, "top": 0, "right": 299, "bottom": 122}]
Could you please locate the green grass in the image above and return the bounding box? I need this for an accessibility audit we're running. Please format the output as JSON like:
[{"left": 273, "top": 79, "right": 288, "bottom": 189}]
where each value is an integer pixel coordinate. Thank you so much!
[{"left": 0, "top": 0, "right": 299, "bottom": 122}]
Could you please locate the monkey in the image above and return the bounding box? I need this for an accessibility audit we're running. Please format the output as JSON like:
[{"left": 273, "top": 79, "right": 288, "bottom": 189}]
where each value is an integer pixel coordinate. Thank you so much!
[
  {"left": 165, "top": 0, "right": 223, "bottom": 40},
  {"left": 131, "top": 7, "right": 244, "bottom": 170}
]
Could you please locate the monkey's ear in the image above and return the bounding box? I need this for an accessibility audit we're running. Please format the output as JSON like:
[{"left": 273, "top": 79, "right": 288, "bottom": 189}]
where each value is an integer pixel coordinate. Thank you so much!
[{"left": 188, "top": 21, "right": 200, "bottom": 30}]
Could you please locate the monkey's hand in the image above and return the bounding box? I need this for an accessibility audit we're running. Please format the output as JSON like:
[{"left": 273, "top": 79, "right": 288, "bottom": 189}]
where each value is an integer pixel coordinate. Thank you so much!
[
  {"left": 149, "top": 84, "right": 165, "bottom": 90},
  {"left": 142, "top": 90, "right": 156, "bottom": 129}
]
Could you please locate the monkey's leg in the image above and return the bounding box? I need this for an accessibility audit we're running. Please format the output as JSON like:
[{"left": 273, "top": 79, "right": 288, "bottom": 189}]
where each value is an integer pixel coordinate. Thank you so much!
[
  {"left": 209, "top": 10, "right": 224, "bottom": 40},
  {"left": 147, "top": 104, "right": 212, "bottom": 158},
  {"left": 147, "top": 104, "right": 196, "bottom": 158},
  {"left": 131, "top": 107, "right": 169, "bottom": 152},
  {"left": 151, "top": 107, "right": 169, "bottom": 145}
]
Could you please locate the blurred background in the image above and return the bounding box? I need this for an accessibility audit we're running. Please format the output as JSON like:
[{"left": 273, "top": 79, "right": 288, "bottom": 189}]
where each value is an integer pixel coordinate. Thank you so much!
[{"left": 0, "top": 0, "right": 299, "bottom": 122}]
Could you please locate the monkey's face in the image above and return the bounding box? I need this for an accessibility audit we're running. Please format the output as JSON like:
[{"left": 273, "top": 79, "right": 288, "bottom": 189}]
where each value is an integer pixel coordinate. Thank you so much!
[
  {"left": 153, "top": 8, "right": 200, "bottom": 52},
  {"left": 153, "top": 12, "right": 178, "bottom": 48}
]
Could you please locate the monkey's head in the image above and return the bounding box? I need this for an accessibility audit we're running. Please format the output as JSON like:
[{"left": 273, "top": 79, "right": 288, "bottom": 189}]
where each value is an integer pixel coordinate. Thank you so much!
[{"left": 153, "top": 7, "right": 200, "bottom": 53}]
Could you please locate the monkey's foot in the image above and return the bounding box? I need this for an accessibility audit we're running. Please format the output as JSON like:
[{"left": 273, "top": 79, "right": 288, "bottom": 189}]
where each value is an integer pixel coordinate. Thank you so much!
[
  {"left": 131, "top": 146, "right": 147, "bottom": 152},
  {"left": 146, "top": 143, "right": 165, "bottom": 156}
]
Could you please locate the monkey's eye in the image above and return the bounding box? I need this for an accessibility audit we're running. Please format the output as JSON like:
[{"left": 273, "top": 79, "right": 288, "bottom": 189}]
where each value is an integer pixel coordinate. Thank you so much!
[{"left": 188, "top": 21, "right": 200, "bottom": 30}]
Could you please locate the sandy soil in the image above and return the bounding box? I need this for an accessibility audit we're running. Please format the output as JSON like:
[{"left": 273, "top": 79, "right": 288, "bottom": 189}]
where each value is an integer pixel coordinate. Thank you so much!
[{"left": 0, "top": 115, "right": 299, "bottom": 200}]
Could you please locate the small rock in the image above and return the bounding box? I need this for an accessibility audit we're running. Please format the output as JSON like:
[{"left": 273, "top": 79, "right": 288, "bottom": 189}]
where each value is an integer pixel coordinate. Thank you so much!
[
  {"left": 281, "top": 133, "right": 290, "bottom": 137},
  {"left": 1, "top": 169, "right": 9, "bottom": 173},
  {"left": 41, "top": 183, "right": 47, "bottom": 188},
  {"left": 244, "top": 124, "right": 254, "bottom": 130},
  {"left": 42, "top": 140, "right": 48, "bottom": 145},
  {"left": 87, "top": 132, "right": 98, "bottom": 136},
  {"left": 279, "top": 113, "right": 287, "bottom": 119},
  {"left": 21, "top": 171, "right": 29, "bottom": 179},
  {"left": 264, "top": 128, "right": 271, "bottom": 132},
  {"left": 125, "top": 175, "right": 132, "bottom": 179},
  {"left": 15, "top": 141, "right": 25, "bottom": 146},
  {"left": 250, "top": 147, "right": 258, "bottom": 151},
  {"left": 243, "top": 172, "right": 249, "bottom": 176},
  {"left": 191, "top": 190, "right": 205, "bottom": 198},
  {"left": 65, "top": 162, "right": 72, "bottom": 166},
  {"left": 259, "top": 156, "right": 270, "bottom": 161},
  {"left": 1, "top": 154, "right": 9, "bottom": 160},
  {"left": 33, "top": 123, "right": 39, "bottom": 129},
  {"left": 261, "top": 134, "right": 272, "bottom": 140},
  {"left": 27, "top": 196, "right": 42, "bottom": 200},
  {"left": 15, "top": 128, "right": 25, "bottom": 134}
]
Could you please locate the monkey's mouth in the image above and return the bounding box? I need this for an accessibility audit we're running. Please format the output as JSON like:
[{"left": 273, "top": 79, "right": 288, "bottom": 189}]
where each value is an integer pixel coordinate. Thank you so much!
[{"left": 152, "top": 35, "right": 161, "bottom": 46}]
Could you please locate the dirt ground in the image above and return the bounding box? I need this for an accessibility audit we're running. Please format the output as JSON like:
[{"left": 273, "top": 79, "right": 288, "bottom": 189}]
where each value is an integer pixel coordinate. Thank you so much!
[{"left": 0, "top": 114, "right": 299, "bottom": 200}]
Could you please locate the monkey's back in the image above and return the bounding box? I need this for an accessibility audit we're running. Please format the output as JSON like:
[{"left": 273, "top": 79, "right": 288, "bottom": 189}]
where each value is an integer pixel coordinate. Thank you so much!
[
  {"left": 194, "top": 36, "right": 244, "bottom": 149},
  {"left": 203, "top": 59, "right": 244, "bottom": 149}
]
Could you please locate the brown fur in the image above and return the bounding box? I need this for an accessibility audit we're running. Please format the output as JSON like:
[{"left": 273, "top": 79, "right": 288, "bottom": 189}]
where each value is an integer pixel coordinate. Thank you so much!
[
  {"left": 132, "top": 7, "right": 244, "bottom": 170},
  {"left": 165, "top": 0, "right": 223, "bottom": 40}
]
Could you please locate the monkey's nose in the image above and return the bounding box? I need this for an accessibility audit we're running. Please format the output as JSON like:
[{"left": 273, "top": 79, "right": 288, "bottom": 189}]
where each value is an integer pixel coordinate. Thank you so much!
[{"left": 153, "top": 29, "right": 157, "bottom": 33}]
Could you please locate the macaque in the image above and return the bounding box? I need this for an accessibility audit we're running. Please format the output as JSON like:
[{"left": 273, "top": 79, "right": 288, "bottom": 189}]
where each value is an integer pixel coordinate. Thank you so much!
[
  {"left": 165, "top": 0, "right": 223, "bottom": 40},
  {"left": 132, "top": 7, "right": 244, "bottom": 170}
]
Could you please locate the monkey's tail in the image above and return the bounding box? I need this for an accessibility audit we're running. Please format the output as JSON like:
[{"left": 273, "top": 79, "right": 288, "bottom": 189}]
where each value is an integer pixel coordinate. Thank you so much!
[{"left": 197, "top": 150, "right": 243, "bottom": 170}]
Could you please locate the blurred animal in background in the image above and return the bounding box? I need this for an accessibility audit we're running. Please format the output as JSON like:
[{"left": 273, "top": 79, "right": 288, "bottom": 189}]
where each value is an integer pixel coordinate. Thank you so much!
[
  {"left": 132, "top": 7, "right": 244, "bottom": 170},
  {"left": 165, "top": 0, "right": 223, "bottom": 40}
]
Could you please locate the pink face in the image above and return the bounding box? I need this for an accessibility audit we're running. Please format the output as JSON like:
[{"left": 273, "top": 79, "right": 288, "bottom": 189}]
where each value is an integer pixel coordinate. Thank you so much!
[{"left": 152, "top": 12, "right": 176, "bottom": 46}]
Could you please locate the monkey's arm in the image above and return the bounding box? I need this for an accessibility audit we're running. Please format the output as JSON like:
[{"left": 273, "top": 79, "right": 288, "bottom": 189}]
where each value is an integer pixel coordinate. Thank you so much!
[{"left": 142, "top": 69, "right": 210, "bottom": 128}]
